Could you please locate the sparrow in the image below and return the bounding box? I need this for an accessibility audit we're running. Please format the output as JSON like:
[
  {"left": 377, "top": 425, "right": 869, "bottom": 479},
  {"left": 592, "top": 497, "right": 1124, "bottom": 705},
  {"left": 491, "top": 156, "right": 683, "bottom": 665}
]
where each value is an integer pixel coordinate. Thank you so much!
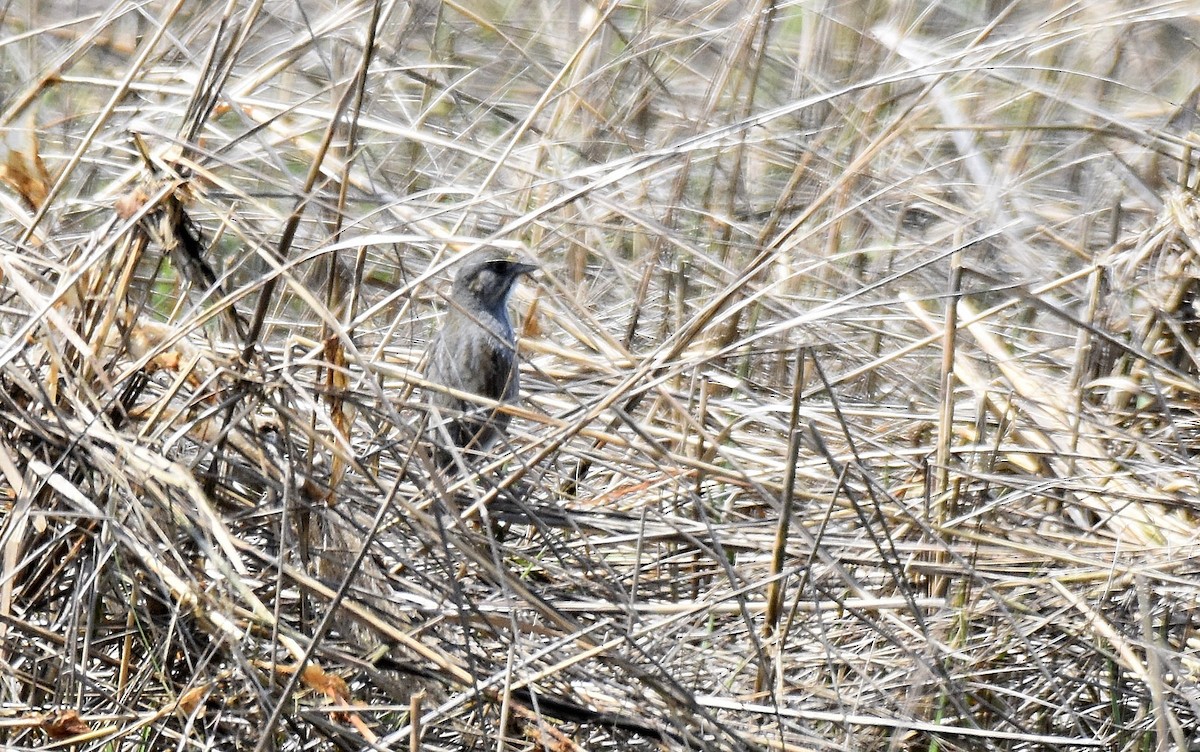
[{"left": 425, "top": 252, "right": 537, "bottom": 466}]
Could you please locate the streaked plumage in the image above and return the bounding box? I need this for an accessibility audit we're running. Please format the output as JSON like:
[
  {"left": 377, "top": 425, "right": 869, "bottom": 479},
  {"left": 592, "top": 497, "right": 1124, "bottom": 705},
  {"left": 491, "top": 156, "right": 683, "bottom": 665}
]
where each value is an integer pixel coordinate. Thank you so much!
[{"left": 426, "top": 253, "right": 536, "bottom": 465}]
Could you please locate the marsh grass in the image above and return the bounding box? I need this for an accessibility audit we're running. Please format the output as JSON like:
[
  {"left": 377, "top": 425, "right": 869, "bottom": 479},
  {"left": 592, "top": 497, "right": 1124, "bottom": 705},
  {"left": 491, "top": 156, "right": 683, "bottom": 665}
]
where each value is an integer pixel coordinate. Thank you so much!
[{"left": 1, "top": 1, "right": 1199, "bottom": 750}]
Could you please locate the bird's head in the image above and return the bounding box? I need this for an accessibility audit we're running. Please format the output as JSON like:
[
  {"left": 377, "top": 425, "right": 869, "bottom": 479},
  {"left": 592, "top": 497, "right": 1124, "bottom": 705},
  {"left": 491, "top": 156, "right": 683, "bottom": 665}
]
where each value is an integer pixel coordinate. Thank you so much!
[{"left": 451, "top": 252, "right": 538, "bottom": 315}]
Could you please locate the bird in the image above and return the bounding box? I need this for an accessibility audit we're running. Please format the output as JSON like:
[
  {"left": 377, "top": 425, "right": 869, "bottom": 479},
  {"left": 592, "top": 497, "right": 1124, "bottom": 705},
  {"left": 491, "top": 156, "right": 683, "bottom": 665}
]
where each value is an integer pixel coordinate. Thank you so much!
[{"left": 425, "top": 251, "right": 537, "bottom": 467}]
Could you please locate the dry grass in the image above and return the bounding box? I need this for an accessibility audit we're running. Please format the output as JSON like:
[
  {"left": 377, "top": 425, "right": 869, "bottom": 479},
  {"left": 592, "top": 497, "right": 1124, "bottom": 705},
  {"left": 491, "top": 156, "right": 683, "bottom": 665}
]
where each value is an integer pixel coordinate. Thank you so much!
[{"left": 2, "top": 1, "right": 1200, "bottom": 750}]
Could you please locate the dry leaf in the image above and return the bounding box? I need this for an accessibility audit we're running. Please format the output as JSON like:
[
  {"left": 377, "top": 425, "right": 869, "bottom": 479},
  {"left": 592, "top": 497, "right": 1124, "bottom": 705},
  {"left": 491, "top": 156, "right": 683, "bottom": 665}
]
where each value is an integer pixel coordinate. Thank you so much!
[
  {"left": 0, "top": 109, "right": 52, "bottom": 210},
  {"left": 115, "top": 186, "right": 150, "bottom": 220},
  {"left": 148, "top": 349, "right": 182, "bottom": 372},
  {"left": 41, "top": 709, "right": 91, "bottom": 740},
  {"left": 302, "top": 664, "right": 350, "bottom": 704},
  {"left": 177, "top": 683, "right": 211, "bottom": 716}
]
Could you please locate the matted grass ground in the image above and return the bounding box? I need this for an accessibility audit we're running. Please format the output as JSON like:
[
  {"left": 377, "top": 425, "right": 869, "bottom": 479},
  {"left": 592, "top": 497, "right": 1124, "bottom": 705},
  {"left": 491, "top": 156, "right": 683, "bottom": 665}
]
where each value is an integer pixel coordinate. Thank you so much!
[{"left": 1, "top": 1, "right": 1199, "bottom": 750}]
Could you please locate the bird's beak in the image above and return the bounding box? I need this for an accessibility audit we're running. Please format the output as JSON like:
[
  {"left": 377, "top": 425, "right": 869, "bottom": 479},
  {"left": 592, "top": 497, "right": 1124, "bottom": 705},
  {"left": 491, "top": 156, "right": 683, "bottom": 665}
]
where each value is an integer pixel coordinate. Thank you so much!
[{"left": 512, "top": 262, "right": 539, "bottom": 277}]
